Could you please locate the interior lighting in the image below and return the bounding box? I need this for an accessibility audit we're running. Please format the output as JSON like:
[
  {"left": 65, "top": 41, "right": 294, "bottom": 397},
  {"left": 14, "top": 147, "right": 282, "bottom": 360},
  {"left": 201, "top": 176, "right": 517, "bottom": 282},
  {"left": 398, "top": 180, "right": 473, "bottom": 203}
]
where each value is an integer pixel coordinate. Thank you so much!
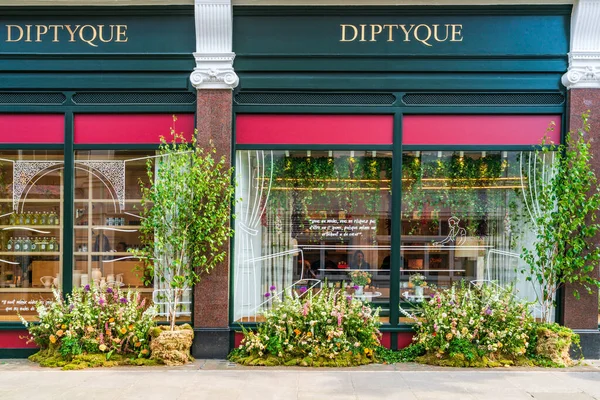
[
  {"left": 502, "top": 151, "right": 508, "bottom": 159},
  {"left": 285, "top": 150, "right": 290, "bottom": 157},
  {"left": 350, "top": 150, "right": 355, "bottom": 158},
  {"left": 415, "top": 151, "right": 420, "bottom": 158},
  {"left": 437, "top": 151, "right": 442, "bottom": 158},
  {"left": 372, "top": 151, "right": 377, "bottom": 157},
  {"left": 482, "top": 151, "right": 486, "bottom": 158},
  {"left": 459, "top": 151, "right": 464, "bottom": 158},
  {"left": 328, "top": 150, "right": 333, "bottom": 157},
  {"left": 307, "top": 150, "right": 311, "bottom": 157}
]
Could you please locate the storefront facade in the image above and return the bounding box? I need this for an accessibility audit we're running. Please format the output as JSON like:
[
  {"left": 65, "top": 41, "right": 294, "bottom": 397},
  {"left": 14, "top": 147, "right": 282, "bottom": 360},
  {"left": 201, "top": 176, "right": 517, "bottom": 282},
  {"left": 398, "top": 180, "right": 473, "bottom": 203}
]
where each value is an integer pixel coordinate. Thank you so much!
[{"left": 1, "top": 0, "right": 599, "bottom": 359}]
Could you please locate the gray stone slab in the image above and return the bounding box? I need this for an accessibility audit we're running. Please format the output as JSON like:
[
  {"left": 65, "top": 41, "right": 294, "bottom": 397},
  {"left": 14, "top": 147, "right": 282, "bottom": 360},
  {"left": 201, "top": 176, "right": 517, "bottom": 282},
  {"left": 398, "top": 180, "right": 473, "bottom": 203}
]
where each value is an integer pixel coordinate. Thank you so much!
[{"left": 529, "top": 393, "right": 596, "bottom": 400}]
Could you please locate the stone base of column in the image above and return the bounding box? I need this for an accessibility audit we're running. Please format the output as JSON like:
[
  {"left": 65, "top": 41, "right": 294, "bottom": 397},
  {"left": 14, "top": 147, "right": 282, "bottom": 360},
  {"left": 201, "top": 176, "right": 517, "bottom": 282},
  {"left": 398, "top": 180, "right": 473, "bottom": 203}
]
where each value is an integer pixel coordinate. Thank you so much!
[
  {"left": 192, "top": 328, "right": 231, "bottom": 359},
  {"left": 572, "top": 330, "right": 600, "bottom": 360}
]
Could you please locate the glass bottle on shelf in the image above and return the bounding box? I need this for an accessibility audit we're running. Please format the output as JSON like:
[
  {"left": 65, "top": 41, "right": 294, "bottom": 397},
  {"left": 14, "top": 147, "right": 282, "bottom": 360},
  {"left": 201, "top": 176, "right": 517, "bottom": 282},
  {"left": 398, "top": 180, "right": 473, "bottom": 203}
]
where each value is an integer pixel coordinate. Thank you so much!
[
  {"left": 48, "top": 237, "right": 55, "bottom": 252},
  {"left": 40, "top": 211, "right": 47, "bottom": 226},
  {"left": 22, "top": 237, "right": 30, "bottom": 252},
  {"left": 24, "top": 212, "right": 31, "bottom": 225},
  {"left": 6, "top": 237, "right": 12, "bottom": 251},
  {"left": 40, "top": 237, "right": 47, "bottom": 252},
  {"left": 32, "top": 212, "right": 38, "bottom": 225},
  {"left": 9, "top": 213, "right": 15, "bottom": 225},
  {"left": 30, "top": 237, "right": 37, "bottom": 252},
  {"left": 18, "top": 214, "right": 24, "bottom": 225},
  {"left": 14, "top": 237, "right": 21, "bottom": 252}
]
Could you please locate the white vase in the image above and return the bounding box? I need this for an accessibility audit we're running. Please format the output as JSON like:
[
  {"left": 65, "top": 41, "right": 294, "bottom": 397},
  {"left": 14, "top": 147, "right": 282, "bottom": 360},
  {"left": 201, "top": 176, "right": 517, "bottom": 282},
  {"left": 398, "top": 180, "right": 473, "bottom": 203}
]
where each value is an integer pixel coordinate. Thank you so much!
[
  {"left": 355, "top": 285, "right": 363, "bottom": 295},
  {"left": 415, "top": 285, "right": 424, "bottom": 297}
]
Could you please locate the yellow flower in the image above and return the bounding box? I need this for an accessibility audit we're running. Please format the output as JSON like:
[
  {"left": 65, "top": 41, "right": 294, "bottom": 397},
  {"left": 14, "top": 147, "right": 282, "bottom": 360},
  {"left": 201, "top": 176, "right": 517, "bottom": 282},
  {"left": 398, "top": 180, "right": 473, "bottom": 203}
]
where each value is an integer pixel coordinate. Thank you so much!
[
  {"left": 140, "top": 349, "right": 149, "bottom": 355},
  {"left": 306, "top": 332, "right": 312, "bottom": 337},
  {"left": 109, "top": 318, "right": 115, "bottom": 323},
  {"left": 61, "top": 324, "right": 67, "bottom": 330},
  {"left": 99, "top": 344, "right": 107, "bottom": 352},
  {"left": 294, "top": 329, "right": 301, "bottom": 336},
  {"left": 86, "top": 326, "right": 94, "bottom": 333},
  {"left": 106, "top": 330, "right": 111, "bottom": 336},
  {"left": 446, "top": 333, "right": 453, "bottom": 340},
  {"left": 120, "top": 327, "right": 127, "bottom": 335},
  {"left": 128, "top": 324, "right": 134, "bottom": 331},
  {"left": 49, "top": 335, "right": 57, "bottom": 344},
  {"left": 497, "top": 342, "right": 503, "bottom": 348},
  {"left": 114, "top": 338, "right": 121, "bottom": 344},
  {"left": 135, "top": 342, "right": 142, "bottom": 348},
  {"left": 56, "top": 330, "right": 64, "bottom": 337}
]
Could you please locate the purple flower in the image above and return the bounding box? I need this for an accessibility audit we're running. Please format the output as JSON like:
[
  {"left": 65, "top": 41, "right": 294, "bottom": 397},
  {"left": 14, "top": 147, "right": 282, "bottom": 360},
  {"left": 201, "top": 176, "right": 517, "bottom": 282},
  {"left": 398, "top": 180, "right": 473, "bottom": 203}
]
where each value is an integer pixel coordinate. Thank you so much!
[
  {"left": 485, "top": 307, "right": 493, "bottom": 315},
  {"left": 98, "top": 298, "right": 105, "bottom": 306},
  {"left": 69, "top": 304, "right": 74, "bottom": 312},
  {"left": 119, "top": 297, "right": 128, "bottom": 304},
  {"left": 269, "top": 285, "right": 276, "bottom": 291},
  {"left": 264, "top": 292, "right": 271, "bottom": 298},
  {"left": 84, "top": 284, "right": 90, "bottom": 292},
  {"left": 353, "top": 285, "right": 359, "bottom": 290},
  {"left": 299, "top": 287, "right": 308, "bottom": 294},
  {"left": 346, "top": 296, "right": 352, "bottom": 302},
  {"left": 106, "top": 287, "right": 113, "bottom": 294}
]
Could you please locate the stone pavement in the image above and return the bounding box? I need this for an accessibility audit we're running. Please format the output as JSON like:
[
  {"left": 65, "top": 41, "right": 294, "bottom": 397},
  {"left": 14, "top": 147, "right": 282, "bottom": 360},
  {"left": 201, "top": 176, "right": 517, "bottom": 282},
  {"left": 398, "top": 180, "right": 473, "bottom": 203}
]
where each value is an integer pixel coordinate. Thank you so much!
[{"left": 0, "top": 359, "right": 599, "bottom": 400}]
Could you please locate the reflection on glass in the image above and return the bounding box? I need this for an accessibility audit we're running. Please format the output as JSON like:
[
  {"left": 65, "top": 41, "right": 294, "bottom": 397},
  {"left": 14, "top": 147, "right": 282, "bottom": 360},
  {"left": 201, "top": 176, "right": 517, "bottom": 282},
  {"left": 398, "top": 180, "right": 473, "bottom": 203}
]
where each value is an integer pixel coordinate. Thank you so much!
[
  {"left": 234, "top": 150, "right": 392, "bottom": 322},
  {"left": 400, "top": 150, "right": 545, "bottom": 320},
  {"left": 0, "top": 151, "right": 63, "bottom": 322},
  {"left": 73, "top": 151, "right": 190, "bottom": 322}
]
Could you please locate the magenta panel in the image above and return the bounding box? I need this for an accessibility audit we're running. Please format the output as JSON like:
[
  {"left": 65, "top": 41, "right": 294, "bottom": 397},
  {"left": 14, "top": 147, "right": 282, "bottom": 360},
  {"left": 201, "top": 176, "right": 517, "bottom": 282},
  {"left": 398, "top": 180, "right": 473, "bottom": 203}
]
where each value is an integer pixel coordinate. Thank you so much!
[
  {"left": 74, "top": 114, "right": 195, "bottom": 144},
  {"left": 0, "top": 114, "right": 64, "bottom": 144},
  {"left": 403, "top": 115, "right": 561, "bottom": 145},
  {"left": 0, "top": 330, "right": 37, "bottom": 348},
  {"left": 236, "top": 114, "right": 394, "bottom": 145}
]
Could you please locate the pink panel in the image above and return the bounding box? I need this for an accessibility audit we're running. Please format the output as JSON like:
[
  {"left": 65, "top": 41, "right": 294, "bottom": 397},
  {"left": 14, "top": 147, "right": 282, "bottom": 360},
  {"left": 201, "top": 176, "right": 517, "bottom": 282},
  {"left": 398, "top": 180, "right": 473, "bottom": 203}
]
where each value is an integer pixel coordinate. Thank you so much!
[
  {"left": 0, "top": 114, "right": 64, "bottom": 144},
  {"left": 74, "top": 114, "right": 195, "bottom": 144},
  {"left": 0, "top": 330, "right": 37, "bottom": 348},
  {"left": 397, "top": 332, "right": 415, "bottom": 349},
  {"left": 403, "top": 115, "right": 561, "bottom": 145},
  {"left": 236, "top": 114, "right": 394, "bottom": 145}
]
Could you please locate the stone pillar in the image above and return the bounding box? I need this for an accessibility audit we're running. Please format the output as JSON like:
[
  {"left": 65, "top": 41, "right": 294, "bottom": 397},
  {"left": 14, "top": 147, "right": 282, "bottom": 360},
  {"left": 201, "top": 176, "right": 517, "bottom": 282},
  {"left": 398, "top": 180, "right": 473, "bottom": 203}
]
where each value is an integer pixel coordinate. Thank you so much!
[
  {"left": 189, "top": 0, "right": 238, "bottom": 358},
  {"left": 561, "top": 0, "right": 600, "bottom": 359}
]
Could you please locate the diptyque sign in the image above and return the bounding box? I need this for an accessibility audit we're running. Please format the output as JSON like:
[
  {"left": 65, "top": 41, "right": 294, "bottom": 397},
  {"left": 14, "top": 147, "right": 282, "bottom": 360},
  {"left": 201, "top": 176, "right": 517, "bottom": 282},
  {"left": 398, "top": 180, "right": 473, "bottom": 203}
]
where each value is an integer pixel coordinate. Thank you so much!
[
  {"left": 339, "top": 23, "right": 463, "bottom": 46},
  {"left": 5, "top": 24, "right": 129, "bottom": 47}
]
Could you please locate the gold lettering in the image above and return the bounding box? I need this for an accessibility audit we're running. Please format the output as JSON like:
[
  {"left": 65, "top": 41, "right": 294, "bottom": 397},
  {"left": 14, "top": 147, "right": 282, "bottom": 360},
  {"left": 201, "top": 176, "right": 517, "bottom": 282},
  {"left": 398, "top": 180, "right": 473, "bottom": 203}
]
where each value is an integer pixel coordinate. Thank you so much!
[
  {"left": 115, "top": 25, "right": 128, "bottom": 42},
  {"left": 35, "top": 25, "right": 48, "bottom": 42},
  {"left": 6, "top": 25, "right": 24, "bottom": 42},
  {"left": 64, "top": 25, "right": 81, "bottom": 42},
  {"left": 48, "top": 25, "right": 63, "bottom": 42},
  {"left": 398, "top": 24, "right": 415, "bottom": 42},
  {"left": 340, "top": 24, "right": 358, "bottom": 42},
  {"left": 370, "top": 24, "right": 383, "bottom": 42},
  {"left": 359, "top": 24, "right": 366, "bottom": 42},
  {"left": 433, "top": 24, "right": 450, "bottom": 42},
  {"left": 414, "top": 24, "right": 433, "bottom": 47},
  {"left": 79, "top": 24, "right": 98, "bottom": 47},
  {"left": 98, "top": 24, "right": 115, "bottom": 43},
  {"left": 451, "top": 24, "right": 463, "bottom": 42},
  {"left": 25, "top": 25, "right": 32, "bottom": 42},
  {"left": 383, "top": 24, "right": 398, "bottom": 42}
]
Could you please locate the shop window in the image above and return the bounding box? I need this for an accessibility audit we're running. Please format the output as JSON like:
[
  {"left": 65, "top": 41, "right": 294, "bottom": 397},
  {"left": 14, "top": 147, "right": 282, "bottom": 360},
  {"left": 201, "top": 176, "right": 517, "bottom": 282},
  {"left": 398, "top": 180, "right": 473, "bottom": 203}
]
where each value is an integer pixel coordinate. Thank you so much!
[
  {"left": 73, "top": 150, "right": 191, "bottom": 322},
  {"left": 233, "top": 150, "right": 392, "bottom": 323},
  {"left": 400, "top": 150, "right": 548, "bottom": 321},
  {"left": 0, "top": 151, "right": 64, "bottom": 322}
]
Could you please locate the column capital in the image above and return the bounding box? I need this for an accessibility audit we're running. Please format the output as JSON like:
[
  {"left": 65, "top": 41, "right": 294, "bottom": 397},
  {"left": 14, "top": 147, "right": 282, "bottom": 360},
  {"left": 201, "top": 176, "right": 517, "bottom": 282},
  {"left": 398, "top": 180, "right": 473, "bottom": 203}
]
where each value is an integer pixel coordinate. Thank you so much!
[
  {"left": 190, "top": 0, "right": 239, "bottom": 90},
  {"left": 562, "top": 0, "right": 600, "bottom": 89}
]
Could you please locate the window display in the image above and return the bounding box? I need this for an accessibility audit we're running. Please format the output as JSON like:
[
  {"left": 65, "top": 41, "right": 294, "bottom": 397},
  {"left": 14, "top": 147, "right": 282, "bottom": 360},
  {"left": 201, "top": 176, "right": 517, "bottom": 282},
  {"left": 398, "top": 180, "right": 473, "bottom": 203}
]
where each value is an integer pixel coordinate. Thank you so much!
[
  {"left": 73, "top": 151, "right": 190, "bottom": 321},
  {"left": 233, "top": 150, "right": 392, "bottom": 322},
  {"left": 0, "top": 151, "right": 63, "bottom": 321}
]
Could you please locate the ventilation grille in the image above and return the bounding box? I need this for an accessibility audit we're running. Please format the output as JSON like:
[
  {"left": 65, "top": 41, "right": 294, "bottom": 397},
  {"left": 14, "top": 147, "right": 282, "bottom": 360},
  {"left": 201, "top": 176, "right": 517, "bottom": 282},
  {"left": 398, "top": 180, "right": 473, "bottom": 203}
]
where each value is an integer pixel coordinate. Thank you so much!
[
  {"left": 235, "top": 92, "right": 396, "bottom": 106},
  {"left": 72, "top": 92, "right": 196, "bottom": 105},
  {"left": 0, "top": 92, "right": 66, "bottom": 104},
  {"left": 402, "top": 93, "right": 565, "bottom": 106}
]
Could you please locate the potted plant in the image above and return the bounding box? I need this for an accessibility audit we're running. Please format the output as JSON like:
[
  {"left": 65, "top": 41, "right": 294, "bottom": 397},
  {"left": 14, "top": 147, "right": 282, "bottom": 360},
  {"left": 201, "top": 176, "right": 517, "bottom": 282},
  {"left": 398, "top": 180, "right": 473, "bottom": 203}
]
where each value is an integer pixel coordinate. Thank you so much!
[
  {"left": 409, "top": 273, "right": 427, "bottom": 296},
  {"left": 348, "top": 270, "right": 371, "bottom": 295},
  {"left": 134, "top": 126, "right": 235, "bottom": 365}
]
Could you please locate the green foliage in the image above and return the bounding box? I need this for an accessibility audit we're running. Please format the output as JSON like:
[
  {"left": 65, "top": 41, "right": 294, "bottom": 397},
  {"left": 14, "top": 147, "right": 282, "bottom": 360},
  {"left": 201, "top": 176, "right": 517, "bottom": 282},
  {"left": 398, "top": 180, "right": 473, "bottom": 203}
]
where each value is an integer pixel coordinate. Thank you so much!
[
  {"left": 521, "top": 111, "right": 600, "bottom": 322},
  {"left": 525, "top": 323, "right": 580, "bottom": 367},
  {"left": 134, "top": 122, "right": 235, "bottom": 329},
  {"left": 375, "top": 344, "right": 426, "bottom": 364},
  {"left": 29, "top": 349, "right": 160, "bottom": 370},
  {"left": 412, "top": 283, "right": 535, "bottom": 364},
  {"left": 229, "top": 289, "right": 381, "bottom": 367},
  {"left": 21, "top": 285, "right": 156, "bottom": 359}
]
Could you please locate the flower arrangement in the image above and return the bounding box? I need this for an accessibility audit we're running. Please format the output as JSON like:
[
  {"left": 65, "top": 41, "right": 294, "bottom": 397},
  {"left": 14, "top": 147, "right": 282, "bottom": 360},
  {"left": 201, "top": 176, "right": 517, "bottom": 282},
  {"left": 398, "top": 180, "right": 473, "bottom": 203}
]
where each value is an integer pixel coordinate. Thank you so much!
[
  {"left": 348, "top": 270, "right": 371, "bottom": 287},
  {"left": 229, "top": 288, "right": 381, "bottom": 366},
  {"left": 411, "top": 282, "right": 535, "bottom": 367},
  {"left": 21, "top": 285, "right": 157, "bottom": 368},
  {"left": 409, "top": 273, "right": 426, "bottom": 287}
]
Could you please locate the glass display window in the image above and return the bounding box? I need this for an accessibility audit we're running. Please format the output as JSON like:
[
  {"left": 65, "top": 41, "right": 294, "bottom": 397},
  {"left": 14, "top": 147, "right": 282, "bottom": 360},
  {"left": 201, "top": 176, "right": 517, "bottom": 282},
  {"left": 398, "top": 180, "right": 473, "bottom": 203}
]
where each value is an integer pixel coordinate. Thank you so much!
[
  {"left": 73, "top": 150, "right": 191, "bottom": 322},
  {"left": 0, "top": 151, "right": 64, "bottom": 322},
  {"left": 233, "top": 150, "right": 392, "bottom": 323}
]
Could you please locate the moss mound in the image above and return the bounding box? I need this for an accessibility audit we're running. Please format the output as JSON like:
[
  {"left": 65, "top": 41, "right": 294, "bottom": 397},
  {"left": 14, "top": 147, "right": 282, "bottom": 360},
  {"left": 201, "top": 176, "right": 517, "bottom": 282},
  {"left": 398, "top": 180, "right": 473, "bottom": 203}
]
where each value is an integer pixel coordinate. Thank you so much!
[
  {"left": 28, "top": 349, "right": 160, "bottom": 370},
  {"left": 532, "top": 324, "right": 579, "bottom": 367},
  {"left": 229, "top": 349, "right": 374, "bottom": 367},
  {"left": 415, "top": 352, "right": 533, "bottom": 368},
  {"left": 149, "top": 324, "right": 194, "bottom": 366}
]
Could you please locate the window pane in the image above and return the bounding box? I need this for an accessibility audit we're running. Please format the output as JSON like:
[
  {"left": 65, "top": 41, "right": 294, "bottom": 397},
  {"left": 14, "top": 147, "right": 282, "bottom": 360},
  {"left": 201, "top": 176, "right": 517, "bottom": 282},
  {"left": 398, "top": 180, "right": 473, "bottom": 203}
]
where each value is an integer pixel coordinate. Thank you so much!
[
  {"left": 73, "top": 151, "right": 191, "bottom": 322},
  {"left": 0, "top": 151, "right": 63, "bottom": 322},
  {"left": 234, "top": 150, "right": 392, "bottom": 323},
  {"left": 400, "top": 150, "right": 545, "bottom": 320}
]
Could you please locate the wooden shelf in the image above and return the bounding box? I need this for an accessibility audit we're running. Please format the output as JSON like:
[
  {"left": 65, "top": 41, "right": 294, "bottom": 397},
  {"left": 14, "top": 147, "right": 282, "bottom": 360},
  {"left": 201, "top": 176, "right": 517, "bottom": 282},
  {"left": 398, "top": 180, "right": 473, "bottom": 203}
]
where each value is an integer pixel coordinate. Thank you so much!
[
  {"left": 0, "top": 252, "right": 60, "bottom": 256},
  {"left": 74, "top": 252, "right": 133, "bottom": 256},
  {"left": 1, "top": 225, "right": 60, "bottom": 230},
  {"left": 74, "top": 199, "right": 143, "bottom": 203},
  {"left": 0, "top": 199, "right": 60, "bottom": 203}
]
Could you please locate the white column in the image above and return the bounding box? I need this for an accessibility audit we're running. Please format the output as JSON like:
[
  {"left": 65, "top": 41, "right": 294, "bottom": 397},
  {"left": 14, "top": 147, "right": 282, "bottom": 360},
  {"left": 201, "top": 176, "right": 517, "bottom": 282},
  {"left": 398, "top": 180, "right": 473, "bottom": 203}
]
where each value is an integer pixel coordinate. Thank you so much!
[
  {"left": 562, "top": 0, "right": 600, "bottom": 89},
  {"left": 190, "top": 0, "right": 239, "bottom": 90}
]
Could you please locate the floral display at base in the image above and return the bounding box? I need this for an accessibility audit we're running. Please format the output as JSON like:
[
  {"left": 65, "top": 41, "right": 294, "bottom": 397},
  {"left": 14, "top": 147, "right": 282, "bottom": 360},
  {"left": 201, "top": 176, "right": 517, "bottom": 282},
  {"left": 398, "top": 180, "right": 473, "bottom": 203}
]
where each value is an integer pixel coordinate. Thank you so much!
[
  {"left": 21, "top": 285, "right": 158, "bottom": 370},
  {"left": 229, "top": 288, "right": 381, "bottom": 367},
  {"left": 530, "top": 323, "right": 580, "bottom": 367}
]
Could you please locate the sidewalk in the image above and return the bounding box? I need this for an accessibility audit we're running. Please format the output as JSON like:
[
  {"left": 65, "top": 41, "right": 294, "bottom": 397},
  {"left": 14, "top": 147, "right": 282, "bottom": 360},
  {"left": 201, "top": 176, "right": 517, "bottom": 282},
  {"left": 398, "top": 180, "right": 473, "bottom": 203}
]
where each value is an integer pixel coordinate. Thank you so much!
[{"left": 0, "top": 358, "right": 599, "bottom": 400}]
